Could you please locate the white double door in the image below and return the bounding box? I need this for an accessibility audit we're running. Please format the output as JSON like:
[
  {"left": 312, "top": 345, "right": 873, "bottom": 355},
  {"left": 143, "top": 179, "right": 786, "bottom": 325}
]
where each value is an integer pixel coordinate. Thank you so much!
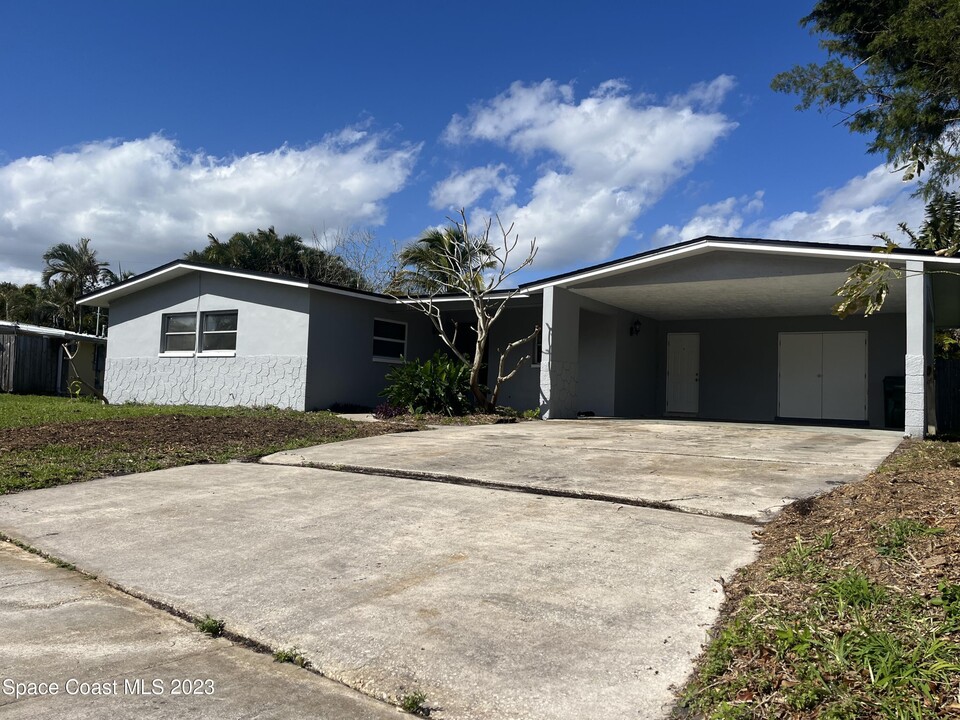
[{"left": 778, "top": 332, "right": 867, "bottom": 421}]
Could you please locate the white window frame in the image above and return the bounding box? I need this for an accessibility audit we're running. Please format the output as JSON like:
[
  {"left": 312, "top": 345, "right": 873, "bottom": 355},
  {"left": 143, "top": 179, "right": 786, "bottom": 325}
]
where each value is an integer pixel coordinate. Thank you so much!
[
  {"left": 372, "top": 317, "right": 407, "bottom": 363},
  {"left": 159, "top": 312, "right": 197, "bottom": 357},
  {"left": 197, "top": 310, "right": 238, "bottom": 358}
]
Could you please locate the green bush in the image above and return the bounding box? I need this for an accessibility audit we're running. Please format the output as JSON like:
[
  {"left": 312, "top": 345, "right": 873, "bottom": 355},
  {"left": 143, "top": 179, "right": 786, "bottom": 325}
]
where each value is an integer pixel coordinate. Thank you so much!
[{"left": 380, "top": 352, "right": 472, "bottom": 416}]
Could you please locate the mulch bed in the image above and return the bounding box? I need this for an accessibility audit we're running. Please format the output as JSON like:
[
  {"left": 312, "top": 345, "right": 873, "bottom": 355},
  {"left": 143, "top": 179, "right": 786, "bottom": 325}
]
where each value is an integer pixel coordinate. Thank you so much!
[
  {"left": 740, "top": 440, "right": 960, "bottom": 601},
  {"left": 677, "top": 438, "right": 960, "bottom": 718}
]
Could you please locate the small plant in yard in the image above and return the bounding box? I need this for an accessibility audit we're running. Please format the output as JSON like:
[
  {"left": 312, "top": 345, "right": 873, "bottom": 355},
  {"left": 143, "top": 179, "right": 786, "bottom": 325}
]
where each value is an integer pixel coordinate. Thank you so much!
[
  {"left": 273, "top": 647, "right": 310, "bottom": 668},
  {"left": 874, "top": 518, "right": 943, "bottom": 558},
  {"left": 194, "top": 615, "right": 225, "bottom": 637},
  {"left": 380, "top": 351, "right": 473, "bottom": 416},
  {"left": 770, "top": 537, "right": 828, "bottom": 579},
  {"left": 399, "top": 690, "right": 429, "bottom": 715},
  {"left": 521, "top": 407, "right": 541, "bottom": 420}
]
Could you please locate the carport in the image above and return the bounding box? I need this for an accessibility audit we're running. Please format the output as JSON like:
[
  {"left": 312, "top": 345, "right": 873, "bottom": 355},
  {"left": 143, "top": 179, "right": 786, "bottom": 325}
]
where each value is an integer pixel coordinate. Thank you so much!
[{"left": 524, "top": 236, "right": 960, "bottom": 437}]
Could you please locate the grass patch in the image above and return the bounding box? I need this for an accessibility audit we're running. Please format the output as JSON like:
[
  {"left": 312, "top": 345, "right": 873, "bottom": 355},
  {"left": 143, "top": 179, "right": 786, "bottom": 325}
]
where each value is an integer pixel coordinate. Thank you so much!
[
  {"left": 0, "top": 394, "right": 412, "bottom": 494},
  {"left": 875, "top": 518, "right": 944, "bottom": 558},
  {"left": 273, "top": 647, "right": 310, "bottom": 668},
  {"left": 399, "top": 690, "right": 429, "bottom": 715},
  {"left": 677, "top": 439, "right": 960, "bottom": 719},
  {"left": 194, "top": 615, "right": 225, "bottom": 637}
]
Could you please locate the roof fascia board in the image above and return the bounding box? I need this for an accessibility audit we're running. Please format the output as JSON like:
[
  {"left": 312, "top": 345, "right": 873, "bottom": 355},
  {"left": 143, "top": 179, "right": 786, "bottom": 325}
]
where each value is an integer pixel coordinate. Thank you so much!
[
  {"left": 306, "top": 283, "right": 397, "bottom": 303},
  {"left": 394, "top": 292, "right": 528, "bottom": 305},
  {"left": 79, "top": 262, "right": 401, "bottom": 306},
  {"left": 523, "top": 240, "right": 958, "bottom": 291},
  {"left": 523, "top": 242, "right": 714, "bottom": 291}
]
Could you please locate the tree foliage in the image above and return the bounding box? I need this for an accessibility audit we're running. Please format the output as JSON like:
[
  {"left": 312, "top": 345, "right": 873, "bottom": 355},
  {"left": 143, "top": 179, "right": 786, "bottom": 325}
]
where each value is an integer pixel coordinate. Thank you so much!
[
  {"left": 184, "top": 227, "right": 370, "bottom": 290},
  {"left": 834, "top": 192, "right": 960, "bottom": 317},
  {"left": 396, "top": 210, "right": 538, "bottom": 413},
  {"left": 391, "top": 225, "right": 496, "bottom": 295},
  {"left": 1, "top": 238, "right": 125, "bottom": 333},
  {"left": 772, "top": 0, "right": 960, "bottom": 195}
]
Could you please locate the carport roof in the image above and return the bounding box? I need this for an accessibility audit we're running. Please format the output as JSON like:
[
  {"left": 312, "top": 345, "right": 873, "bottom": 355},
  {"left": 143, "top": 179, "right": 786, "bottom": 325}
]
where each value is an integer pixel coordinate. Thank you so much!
[
  {"left": 520, "top": 235, "right": 960, "bottom": 323},
  {"left": 520, "top": 235, "right": 959, "bottom": 291}
]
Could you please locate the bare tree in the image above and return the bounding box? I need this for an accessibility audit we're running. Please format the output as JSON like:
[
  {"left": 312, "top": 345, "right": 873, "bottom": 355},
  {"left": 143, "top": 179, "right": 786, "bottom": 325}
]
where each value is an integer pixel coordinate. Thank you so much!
[
  {"left": 311, "top": 226, "right": 399, "bottom": 292},
  {"left": 395, "top": 209, "right": 539, "bottom": 412}
]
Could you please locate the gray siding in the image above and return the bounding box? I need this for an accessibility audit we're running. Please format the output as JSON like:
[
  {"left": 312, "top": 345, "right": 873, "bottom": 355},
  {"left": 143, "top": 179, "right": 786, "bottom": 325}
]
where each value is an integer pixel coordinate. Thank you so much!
[
  {"left": 104, "top": 272, "right": 310, "bottom": 409},
  {"left": 653, "top": 314, "right": 905, "bottom": 428},
  {"left": 485, "top": 305, "right": 541, "bottom": 411},
  {"left": 305, "top": 291, "right": 440, "bottom": 410}
]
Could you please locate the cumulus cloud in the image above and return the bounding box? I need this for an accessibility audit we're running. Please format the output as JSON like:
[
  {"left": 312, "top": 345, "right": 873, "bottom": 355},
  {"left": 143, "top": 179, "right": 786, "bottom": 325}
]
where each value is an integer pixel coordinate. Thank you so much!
[
  {"left": 0, "top": 131, "right": 420, "bottom": 282},
  {"left": 436, "top": 77, "right": 738, "bottom": 268},
  {"left": 653, "top": 165, "right": 926, "bottom": 248},
  {"left": 430, "top": 163, "right": 518, "bottom": 210},
  {"left": 653, "top": 192, "right": 765, "bottom": 247}
]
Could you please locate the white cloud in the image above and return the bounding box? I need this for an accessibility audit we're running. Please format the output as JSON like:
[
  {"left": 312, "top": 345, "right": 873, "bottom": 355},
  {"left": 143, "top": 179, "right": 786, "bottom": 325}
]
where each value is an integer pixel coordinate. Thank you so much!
[
  {"left": 652, "top": 192, "right": 765, "bottom": 247},
  {"left": 0, "top": 131, "right": 420, "bottom": 282},
  {"left": 653, "top": 165, "right": 926, "bottom": 248},
  {"left": 430, "top": 163, "right": 517, "bottom": 210},
  {"left": 437, "top": 77, "right": 738, "bottom": 268}
]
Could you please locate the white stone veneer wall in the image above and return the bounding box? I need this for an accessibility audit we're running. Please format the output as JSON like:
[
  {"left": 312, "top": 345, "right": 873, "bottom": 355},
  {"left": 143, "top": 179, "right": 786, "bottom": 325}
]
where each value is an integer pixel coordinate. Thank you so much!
[{"left": 105, "top": 356, "right": 307, "bottom": 410}]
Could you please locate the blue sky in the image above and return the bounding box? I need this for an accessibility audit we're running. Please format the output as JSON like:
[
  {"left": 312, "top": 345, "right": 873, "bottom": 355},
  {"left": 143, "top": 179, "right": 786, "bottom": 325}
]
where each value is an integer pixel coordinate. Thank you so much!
[{"left": 0, "top": 1, "right": 925, "bottom": 286}]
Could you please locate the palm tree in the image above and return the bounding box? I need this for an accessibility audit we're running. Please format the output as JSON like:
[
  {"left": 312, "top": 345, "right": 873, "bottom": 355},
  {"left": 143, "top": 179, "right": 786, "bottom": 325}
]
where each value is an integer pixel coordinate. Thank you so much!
[
  {"left": 41, "top": 238, "right": 110, "bottom": 330},
  {"left": 185, "top": 228, "right": 368, "bottom": 288},
  {"left": 394, "top": 225, "right": 497, "bottom": 294}
]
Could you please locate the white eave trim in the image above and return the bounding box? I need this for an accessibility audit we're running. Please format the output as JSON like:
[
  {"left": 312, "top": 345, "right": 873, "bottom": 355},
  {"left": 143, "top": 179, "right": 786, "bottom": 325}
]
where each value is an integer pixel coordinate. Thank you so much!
[
  {"left": 521, "top": 239, "right": 960, "bottom": 291},
  {"left": 78, "top": 262, "right": 399, "bottom": 306},
  {"left": 394, "top": 292, "right": 529, "bottom": 304}
]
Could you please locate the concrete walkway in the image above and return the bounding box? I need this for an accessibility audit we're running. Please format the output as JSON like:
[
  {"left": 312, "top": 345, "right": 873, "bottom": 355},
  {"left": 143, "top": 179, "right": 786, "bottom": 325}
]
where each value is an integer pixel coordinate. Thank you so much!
[
  {"left": 264, "top": 419, "right": 903, "bottom": 522},
  {"left": 0, "top": 542, "right": 397, "bottom": 719},
  {"left": 0, "top": 420, "right": 901, "bottom": 719}
]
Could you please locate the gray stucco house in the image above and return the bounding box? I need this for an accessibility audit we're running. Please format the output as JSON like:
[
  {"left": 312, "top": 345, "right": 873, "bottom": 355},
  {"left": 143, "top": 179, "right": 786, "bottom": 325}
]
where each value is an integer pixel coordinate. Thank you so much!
[{"left": 79, "top": 236, "right": 960, "bottom": 438}]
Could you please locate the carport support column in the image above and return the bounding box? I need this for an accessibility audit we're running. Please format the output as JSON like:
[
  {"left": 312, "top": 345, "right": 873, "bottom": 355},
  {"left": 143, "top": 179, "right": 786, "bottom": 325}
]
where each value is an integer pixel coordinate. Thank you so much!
[
  {"left": 904, "top": 261, "right": 928, "bottom": 438},
  {"left": 539, "top": 286, "right": 580, "bottom": 419}
]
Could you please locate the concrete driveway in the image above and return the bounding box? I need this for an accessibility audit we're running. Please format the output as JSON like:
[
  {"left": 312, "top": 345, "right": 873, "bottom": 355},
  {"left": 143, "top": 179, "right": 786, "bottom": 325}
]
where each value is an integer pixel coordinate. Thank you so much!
[
  {"left": 264, "top": 419, "right": 903, "bottom": 522},
  {"left": 0, "top": 419, "right": 901, "bottom": 719}
]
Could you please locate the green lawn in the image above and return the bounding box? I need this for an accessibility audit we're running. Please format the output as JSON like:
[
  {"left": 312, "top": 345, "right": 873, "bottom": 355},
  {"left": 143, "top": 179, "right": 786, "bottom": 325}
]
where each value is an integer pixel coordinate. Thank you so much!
[
  {"left": 0, "top": 394, "right": 402, "bottom": 494},
  {"left": 0, "top": 393, "right": 292, "bottom": 429}
]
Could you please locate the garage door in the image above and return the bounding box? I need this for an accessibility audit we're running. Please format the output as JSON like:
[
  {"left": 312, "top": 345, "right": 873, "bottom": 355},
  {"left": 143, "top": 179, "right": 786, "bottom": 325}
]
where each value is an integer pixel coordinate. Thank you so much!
[{"left": 778, "top": 332, "right": 867, "bottom": 421}]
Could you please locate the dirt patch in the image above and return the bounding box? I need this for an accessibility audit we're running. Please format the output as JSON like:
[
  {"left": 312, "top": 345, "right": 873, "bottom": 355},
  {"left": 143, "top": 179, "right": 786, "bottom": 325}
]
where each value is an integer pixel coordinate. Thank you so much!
[{"left": 0, "top": 414, "right": 399, "bottom": 455}]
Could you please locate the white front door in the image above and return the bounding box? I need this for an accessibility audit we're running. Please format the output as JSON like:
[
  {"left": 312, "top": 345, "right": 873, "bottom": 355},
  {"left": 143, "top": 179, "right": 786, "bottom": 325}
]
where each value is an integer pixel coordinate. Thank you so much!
[
  {"left": 778, "top": 332, "right": 867, "bottom": 421},
  {"left": 666, "top": 333, "right": 699, "bottom": 414}
]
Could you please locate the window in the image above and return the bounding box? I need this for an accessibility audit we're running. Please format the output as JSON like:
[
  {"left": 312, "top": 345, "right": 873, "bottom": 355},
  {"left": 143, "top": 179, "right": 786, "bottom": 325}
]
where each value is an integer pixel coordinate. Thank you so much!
[
  {"left": 160, "top": 310, "right": 238, "bottom": 356},
  {"left": 200, "top": 311, "right": 238, "bottom": 353},
  {"left": 531, "top": 333, "right": 542, "bottom": 367},
  {"left": 161, "top": 313, "right": 197, "bottom": 353},
  {"left": 373, "top": 318, "right": 406, "bottom": 362}
]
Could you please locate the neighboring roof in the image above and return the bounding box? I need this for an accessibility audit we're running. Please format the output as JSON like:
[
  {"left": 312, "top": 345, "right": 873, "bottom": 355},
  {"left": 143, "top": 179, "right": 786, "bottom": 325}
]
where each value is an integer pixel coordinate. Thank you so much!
[
  {"left": 0, "top": 320, "right": 106, "bottom": 344},
  {"left": 76, "top": 259, "right": 397, "bottom": 307},
  {"left": 520, "top": 235, "right": 960, "bottom": 292}
]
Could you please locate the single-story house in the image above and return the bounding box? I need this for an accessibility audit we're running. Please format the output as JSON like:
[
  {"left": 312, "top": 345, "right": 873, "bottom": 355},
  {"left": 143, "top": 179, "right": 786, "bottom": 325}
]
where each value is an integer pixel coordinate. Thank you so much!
[
  {"left": 0, "top": 321, "right": 107, "bottom": 397},
  {"left": 77, "top": 236, "right": 960, "bottom": 437}
]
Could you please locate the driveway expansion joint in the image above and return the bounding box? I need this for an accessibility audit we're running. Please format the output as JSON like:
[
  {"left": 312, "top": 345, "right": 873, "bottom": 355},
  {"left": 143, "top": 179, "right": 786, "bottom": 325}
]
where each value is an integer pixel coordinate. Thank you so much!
[{"left": 294, "top": 461, "right": 764, "bottom": 526}]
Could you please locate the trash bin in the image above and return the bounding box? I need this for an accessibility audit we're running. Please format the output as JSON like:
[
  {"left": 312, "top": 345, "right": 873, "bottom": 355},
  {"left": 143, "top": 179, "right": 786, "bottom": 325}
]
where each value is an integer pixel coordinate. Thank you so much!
[{"left": 883, "top": 376, "right": 905, "bottom": 429}]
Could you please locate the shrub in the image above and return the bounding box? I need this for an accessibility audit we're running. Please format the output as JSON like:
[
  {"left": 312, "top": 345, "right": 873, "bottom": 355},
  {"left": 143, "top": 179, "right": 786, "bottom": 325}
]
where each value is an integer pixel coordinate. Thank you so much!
[{"left": 380, "top": 352, "right": 472, "bottom": 416}]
